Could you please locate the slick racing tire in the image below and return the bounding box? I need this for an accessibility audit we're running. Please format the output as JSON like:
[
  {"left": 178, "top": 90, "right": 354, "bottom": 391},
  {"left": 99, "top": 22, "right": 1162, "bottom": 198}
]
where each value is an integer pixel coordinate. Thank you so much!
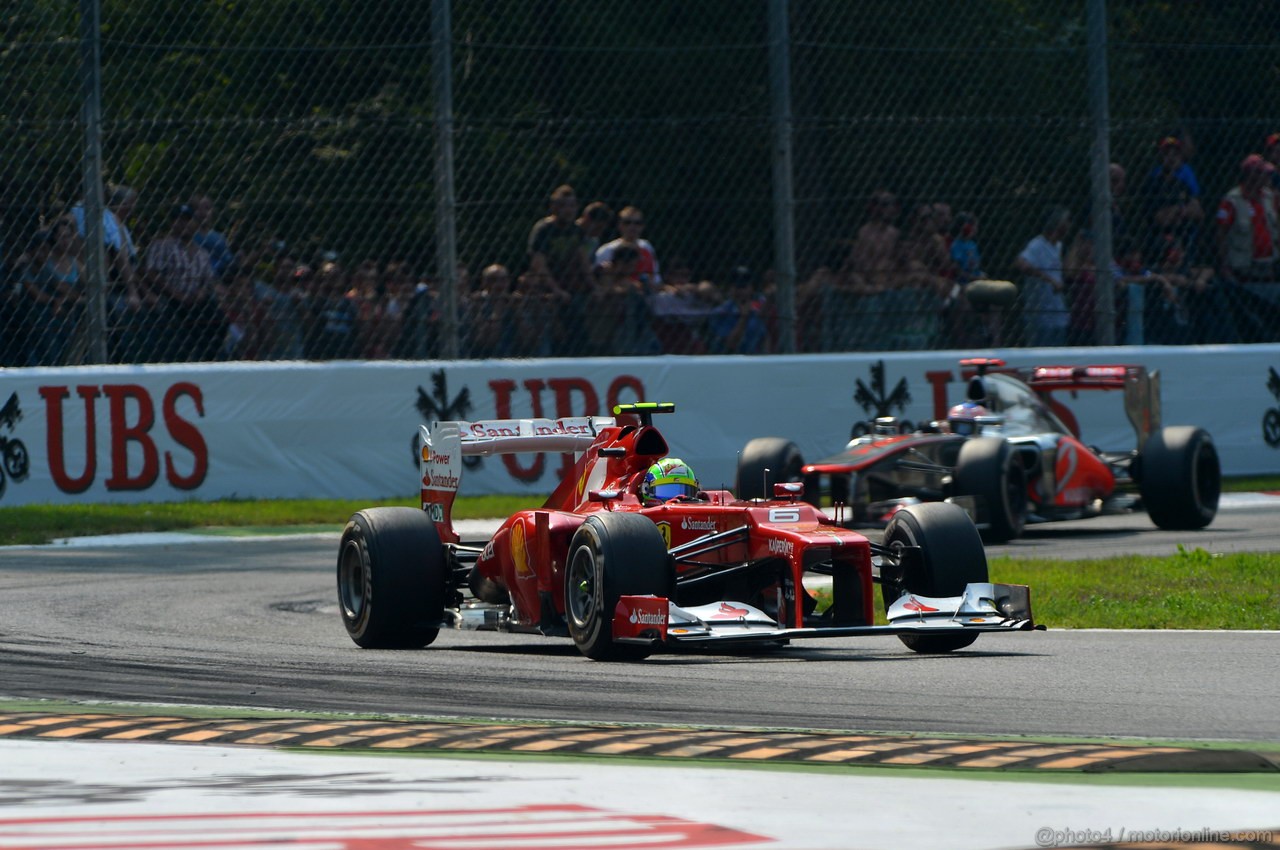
[
  {"left": 736, "top": 437, "right": 805, "bottom": 501},
  {"left": 337, "top": 507, "right": 447, "bottom": 649},
  {"left": 1139, "top": 426, "right": 1220, "bottom": 530},
  {"left": 953, "top": 437, "right": 1027, "bottom": 543},
  {"left": 566, "top": 512, "right": 672, "bottom": 661},
  {"left": 882, "top": 502, "right": 989, "bottom": 654}
]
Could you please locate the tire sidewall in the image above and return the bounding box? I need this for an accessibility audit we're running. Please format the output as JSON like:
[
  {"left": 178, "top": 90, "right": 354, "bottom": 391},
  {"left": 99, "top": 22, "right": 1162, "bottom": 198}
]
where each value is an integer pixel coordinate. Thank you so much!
[
  {"left": 566, "top": 519, "right": 609, "bottom": 652},
  {"left": 336, "top": 507, "right": 445, "bottom": 649},
  {"left": 338, "top": 517, "right": 376, "bottom": 641},
  {"left": 884, "top": 504, "right": 989, "bottom": 603},
  {"left": 565, "top": 512, "right": 670, "bottom": 660},
  {"left": 1140, "top": 426, "right": 1220, "bottom": 529},
  {"left": 882, "top": 503, "right": 988, "bottom": 653}
]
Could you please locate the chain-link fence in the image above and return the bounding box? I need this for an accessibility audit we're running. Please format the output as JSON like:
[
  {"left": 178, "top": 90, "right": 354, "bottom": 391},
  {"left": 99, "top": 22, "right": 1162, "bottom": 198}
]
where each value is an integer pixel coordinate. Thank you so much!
[{"left": 4, "top": 1, "right": 1280, "bottom": 366}]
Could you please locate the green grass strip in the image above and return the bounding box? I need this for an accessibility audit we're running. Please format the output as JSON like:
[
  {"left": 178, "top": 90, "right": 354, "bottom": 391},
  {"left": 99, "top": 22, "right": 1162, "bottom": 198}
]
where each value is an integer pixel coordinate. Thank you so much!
[
  {"left": 992, "top": 546, "right": 1280, "bottom": 629},
  {"left": 0, "top": 475, "right": 1272, "bottom": 547},
  {"left": 813, "top": 545, "right": 1280, "bottom": 630},
  {"left": 0, "top": 494, "right": 542, "bottom": 546}
]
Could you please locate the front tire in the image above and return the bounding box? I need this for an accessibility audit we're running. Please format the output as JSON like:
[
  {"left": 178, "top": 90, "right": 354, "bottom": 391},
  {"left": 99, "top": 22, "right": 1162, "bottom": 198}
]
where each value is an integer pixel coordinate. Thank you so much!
[
  {"left": 565, "top": 512, "right": 672, "bottom": 661},
  {"left": 736, "top": 437, "right": 804, "bottom": 501},
  {"left": 337, "top": 507, "right": 447, "bottom": 649},
  {"left": 882, "top": 502, "right": 989, "bottom": 653},
  {"left": 953, "top": 437, "right": 1027, "bottom": 542},
  {"left": 1139, "top": 426, "right": 1220, "bottom": 530}
]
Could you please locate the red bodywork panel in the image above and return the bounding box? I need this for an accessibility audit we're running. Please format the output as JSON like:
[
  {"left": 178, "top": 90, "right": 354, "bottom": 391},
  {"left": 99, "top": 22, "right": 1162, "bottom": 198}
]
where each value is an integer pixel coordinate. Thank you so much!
[
  {"left": 1044, "top": 434, "right": 1116, "bottom": 507},
  {"left": 469, "top": 422, "right": 875, "bottom": 630},
  {"left": 614, "top": 596, "right": 670, "bottom": 641}
]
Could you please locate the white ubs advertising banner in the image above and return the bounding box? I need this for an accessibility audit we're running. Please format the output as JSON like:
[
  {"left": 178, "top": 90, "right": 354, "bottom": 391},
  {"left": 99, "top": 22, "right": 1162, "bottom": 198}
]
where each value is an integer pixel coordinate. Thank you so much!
[{"left": 0, "top": 345, "right": 1276, "bottom": 506}]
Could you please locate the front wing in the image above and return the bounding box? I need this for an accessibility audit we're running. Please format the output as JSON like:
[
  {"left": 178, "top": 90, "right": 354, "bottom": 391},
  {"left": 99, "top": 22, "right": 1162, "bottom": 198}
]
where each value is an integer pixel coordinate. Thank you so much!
[{"left": 612, "top": 583, "right": 1038, "bottom": 647}]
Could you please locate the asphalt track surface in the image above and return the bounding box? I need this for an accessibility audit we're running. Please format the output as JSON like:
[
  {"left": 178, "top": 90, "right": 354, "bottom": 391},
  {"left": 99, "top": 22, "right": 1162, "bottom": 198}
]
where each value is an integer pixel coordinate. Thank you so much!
[{"left": 0, "top": 499, "right": 1277, "bottom": 744}]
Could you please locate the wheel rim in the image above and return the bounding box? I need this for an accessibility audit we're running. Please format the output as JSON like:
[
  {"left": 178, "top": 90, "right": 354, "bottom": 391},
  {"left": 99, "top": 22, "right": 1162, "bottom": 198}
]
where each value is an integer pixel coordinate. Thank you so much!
[
  {"left": 338, "top": 539, "right": 367, "bottom": 621},
  {"left": 883, "top": 537, "right": 907, "bottom": 602},
  {"left": 567, "top": 546, "right": 597, "bottom": 629}
]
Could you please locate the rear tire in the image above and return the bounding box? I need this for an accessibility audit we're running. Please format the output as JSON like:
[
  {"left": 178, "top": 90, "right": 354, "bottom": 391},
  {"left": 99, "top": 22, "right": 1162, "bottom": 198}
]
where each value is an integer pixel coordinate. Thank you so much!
[
  {"left": 882, "top": 502, "right": 988, "bottom": 653},
  {"left": 736, "top": 437, "right": 804, "bottom": 501},
  {"left": 1140, "top": 426, "right": 1220, "bottom": 530},
  {"left": 953, "top": 437, "right": 1027, "bottom": 542},
  {"left": 337, "top": 507, "right": 447, "bottom": 649},
  {"left": 565, "top": 513, "right": 672, "bottom": 661}
]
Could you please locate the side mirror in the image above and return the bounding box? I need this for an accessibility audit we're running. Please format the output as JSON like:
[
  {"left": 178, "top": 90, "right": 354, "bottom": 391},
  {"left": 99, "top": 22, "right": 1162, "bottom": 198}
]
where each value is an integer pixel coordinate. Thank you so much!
[{"left": 773, "top": 481, "right": 803, "bottom": 500}]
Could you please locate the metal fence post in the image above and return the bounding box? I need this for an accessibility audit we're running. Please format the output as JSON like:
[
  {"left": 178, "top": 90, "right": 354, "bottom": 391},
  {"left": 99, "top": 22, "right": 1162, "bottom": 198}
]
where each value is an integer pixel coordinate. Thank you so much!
[
  {"left": 432, "top": 0, "right": 460, "bottom": 360},
  {"left": 79, "top": 0, "right": 108, "bottom": 364},
  {"left": 1087, "top": 0, "right": 1116, "bottom": 346},
  {"left": 768, "top": 0, "right": 796, "bottom": 353}
]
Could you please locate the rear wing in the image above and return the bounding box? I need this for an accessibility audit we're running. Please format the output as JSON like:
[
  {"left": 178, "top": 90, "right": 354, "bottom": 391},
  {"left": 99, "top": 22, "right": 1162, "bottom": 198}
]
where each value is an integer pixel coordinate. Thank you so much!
[
  {"left": 1021, "top": 364, "right": 1161, "bottom": 446},
  {"left": 1025, "top": 364, "right": 1142, "bottom": 391},
  {"left": 420, "top": 415, "right": 615, "bottom": 543}
]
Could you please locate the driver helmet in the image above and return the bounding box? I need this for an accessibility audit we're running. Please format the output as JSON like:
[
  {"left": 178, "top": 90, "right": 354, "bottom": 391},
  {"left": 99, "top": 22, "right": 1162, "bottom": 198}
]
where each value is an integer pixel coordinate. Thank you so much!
[
  {"left": 641, "top": 457, "right": 699, "bottom": 502},
  {"left": 946, "top": 401, "right": 989, "bottom": 436}
]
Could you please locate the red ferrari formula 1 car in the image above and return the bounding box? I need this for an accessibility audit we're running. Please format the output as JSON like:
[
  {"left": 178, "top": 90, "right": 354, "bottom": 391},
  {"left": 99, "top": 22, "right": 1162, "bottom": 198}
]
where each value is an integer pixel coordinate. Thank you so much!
[
  {"left": 337, "top": 403, "right": 1038, "bottom": 661},
  {"left": 737, "top": 359, "right": 1221, "bottom": 543}
]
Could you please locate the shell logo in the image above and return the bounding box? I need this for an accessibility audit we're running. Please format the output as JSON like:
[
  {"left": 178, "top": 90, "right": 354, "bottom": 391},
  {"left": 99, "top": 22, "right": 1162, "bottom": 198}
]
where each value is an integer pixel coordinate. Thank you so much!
[
  {"left": 655, "top": 521, "right": 672, "bottom": 549},
  {"left": 510, "top": 520, "right": 533, "bottom": 578},
  {"left": 902, "top": 597, "right": 939, "bottom": 612}
]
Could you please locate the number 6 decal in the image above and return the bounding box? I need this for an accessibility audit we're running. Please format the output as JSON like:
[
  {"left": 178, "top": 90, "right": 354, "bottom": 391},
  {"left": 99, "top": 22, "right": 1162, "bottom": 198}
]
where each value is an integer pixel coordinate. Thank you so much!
[{"left": 768, "top": 507, "right": 800, "bottom": 522}]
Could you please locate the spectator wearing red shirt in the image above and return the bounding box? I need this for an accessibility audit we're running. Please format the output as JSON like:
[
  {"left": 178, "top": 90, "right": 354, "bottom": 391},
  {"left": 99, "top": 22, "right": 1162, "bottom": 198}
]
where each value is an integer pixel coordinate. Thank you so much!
[
  {"left": 1216, "top": 154, "right": 1279, "bottom": 285},
  {"left": 594, "top": 206, "right": 662, "bottom": 292},
  {"left": 1217, "top": 153, "right": 1280, "bottom": 341}
]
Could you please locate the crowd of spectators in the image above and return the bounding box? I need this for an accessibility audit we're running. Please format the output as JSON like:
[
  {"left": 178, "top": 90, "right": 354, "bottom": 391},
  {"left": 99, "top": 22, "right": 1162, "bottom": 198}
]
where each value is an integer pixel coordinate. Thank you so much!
[
  {"left": 1026, "top": 132, "right": 1280, "bottom": 347},
  {"left": 1, "top": 191, "right": 441, "bottom": 366},
  {"left": 0, "top": 181, "right": 792, "bottom": 364},
  {"left": 5, "top": 133, "right": 1280, "bottom": 367}
]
